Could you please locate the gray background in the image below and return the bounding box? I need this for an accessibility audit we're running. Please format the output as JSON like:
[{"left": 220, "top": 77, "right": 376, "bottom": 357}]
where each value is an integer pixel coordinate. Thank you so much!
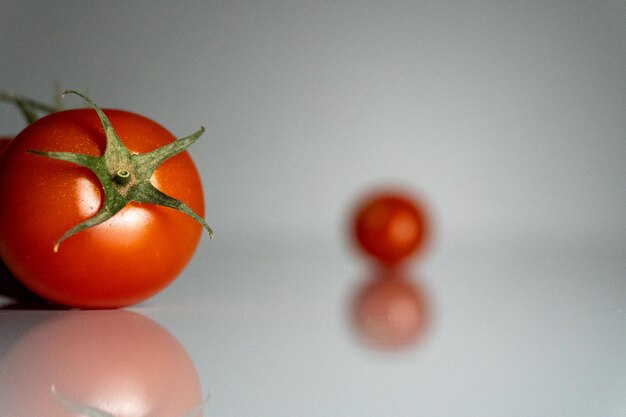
[
  {"left": 1, "top": 1, "right": 626, "bottom": 416},
  {"left": 2, "top": 0, "right": 625, "bottom": 244}
]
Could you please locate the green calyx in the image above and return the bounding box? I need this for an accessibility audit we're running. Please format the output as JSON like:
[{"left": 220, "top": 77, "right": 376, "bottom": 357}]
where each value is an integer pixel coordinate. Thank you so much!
[{"left": 29, "top": 90, "right": 213, "bottom": 252}]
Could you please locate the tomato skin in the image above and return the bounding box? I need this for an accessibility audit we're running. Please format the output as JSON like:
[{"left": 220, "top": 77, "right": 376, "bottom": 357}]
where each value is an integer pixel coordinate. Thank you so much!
[
  {"left": 352, "top": 190, "right": 428, "bottom": 265},
  {"left": 0, "top": 138, "right": 10, "bottom": 155},
  {"left": 0, "top": 109, "right": 205, "bottom": 308},
  {"left": 0, "top": 138, "right": 39, "bottom": 302}
]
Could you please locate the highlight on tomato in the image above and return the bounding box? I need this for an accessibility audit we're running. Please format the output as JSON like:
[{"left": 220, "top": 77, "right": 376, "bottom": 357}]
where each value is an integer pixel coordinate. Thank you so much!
[
  {"left": 0, "top": 310, "right": 205, "bottom": 417},
  {"left": 0, "top": 90, "right": 213, "bottom": 308},
  {"left": 351, "top": 187, "right": 429, "bottom": 265},
  {"left": 351, "top": 267, "right": 430, "bottom": 349}
]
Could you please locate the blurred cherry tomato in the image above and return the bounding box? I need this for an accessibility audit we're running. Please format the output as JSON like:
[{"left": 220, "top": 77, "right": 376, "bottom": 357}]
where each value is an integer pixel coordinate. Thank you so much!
[
  {"left": 352, "top": 189, "right": 429, "bottom": 265},
  {"left": 352, "top": 268, "right": 430, "bottom": 349},
  {"left": 0, "top": 310, "right": 203, "bottom": 417}
]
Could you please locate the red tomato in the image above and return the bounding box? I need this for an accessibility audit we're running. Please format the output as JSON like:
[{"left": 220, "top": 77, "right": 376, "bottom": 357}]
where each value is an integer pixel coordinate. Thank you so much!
[
  {"left": 352, "top": 268, "right": 430, "bottom": 349},
  {"left": 0, "top": 140, "right": 10, "bottom": 289},
  {"left": 0, "top": 259, "right": 45, "bottom": 304},
  {"left": 0, "top": 109, "right": 206, "bottom": 308},
  {"left": 0, "top": 138, "right": 38, "bottom": 302},
  {"left": 0, "top": 310, "right": 203, "bottom": 417},
  {"left": 0, "top": 138, "right": 10, "bottom": 155},
  {"left": 352, "top": 189, "right": 429, "bottom": 265}
]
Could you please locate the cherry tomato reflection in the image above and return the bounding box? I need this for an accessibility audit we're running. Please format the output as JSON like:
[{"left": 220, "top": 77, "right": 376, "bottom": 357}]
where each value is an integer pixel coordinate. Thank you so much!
[
  {"left": 351, "top": 268, "right": 430, "bottom": 350},
  {"left": 0, "top": 310, "right": 203, "bottom": 417}
]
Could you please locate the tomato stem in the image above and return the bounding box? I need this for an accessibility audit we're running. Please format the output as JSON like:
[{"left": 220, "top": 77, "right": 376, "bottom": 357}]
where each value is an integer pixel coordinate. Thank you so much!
[
  {"left": 29, "top": 90, "right": 213, "bottom": 252},
  {"left": 0, "top": 89, "right": 63, "bottom": 124},
  {"left": 113, "top": 169, "right": 131, "bottom": 185}
]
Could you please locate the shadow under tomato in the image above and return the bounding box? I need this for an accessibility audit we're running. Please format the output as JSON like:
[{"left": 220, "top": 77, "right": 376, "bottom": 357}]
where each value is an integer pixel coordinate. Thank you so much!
[
  {"left": 350, "top": 266, "right": 432, "bottom": 351},
  {"left": 0, "top": 309, "right": 205, "bottom": 417},
  {"left": 0, "top": 260, "right": 59, "bottom": 309}
]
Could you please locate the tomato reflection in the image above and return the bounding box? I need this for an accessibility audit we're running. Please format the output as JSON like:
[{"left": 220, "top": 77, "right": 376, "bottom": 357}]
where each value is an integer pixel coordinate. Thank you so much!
[
  {"left": 0, "top": 310, "right": 203, "bottom": 417},
  {"left": 351, "top": 267, "right": 431, "bottom": 350}
]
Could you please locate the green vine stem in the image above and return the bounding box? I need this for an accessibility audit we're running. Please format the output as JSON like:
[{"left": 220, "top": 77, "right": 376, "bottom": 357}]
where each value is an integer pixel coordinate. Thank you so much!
[
  {"left": 29, "top": 90, "right": 213, "bottom": 252},
  {"left": 0, "top": 85, "right": 63, "bottom": 124}
]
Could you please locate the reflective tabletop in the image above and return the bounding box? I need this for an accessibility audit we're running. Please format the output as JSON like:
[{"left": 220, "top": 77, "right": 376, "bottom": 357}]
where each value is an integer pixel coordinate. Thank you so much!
[{"left": 2, "top": 233, "right": 625, "bottom": 417}]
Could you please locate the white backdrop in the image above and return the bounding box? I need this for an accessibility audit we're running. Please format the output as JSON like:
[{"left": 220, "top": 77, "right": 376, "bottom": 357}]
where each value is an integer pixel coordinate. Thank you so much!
[{"left": 1, "top": 1, "right": 625, "bottom": 248}]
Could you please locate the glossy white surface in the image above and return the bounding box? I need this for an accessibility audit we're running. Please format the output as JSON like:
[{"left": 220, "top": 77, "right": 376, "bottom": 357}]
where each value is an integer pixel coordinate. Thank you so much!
[{"left": 2, "top": 233, "right": 625, "bottom": 416}]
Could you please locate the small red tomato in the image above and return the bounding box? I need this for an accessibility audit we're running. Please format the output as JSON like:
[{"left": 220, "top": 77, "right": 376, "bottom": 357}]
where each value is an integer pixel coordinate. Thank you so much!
[
  {"left": 352, "top": 189, "right": 429, "bottom": 265},
  {"left": 352, "top": 268, "right": 430, "bottom": 349},
  {"left": 0, "top": 310, "right": 203, "bottom": 417}
]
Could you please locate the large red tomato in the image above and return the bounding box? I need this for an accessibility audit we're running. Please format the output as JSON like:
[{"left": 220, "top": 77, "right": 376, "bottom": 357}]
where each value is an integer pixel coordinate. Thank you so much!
[
  {"left": 0, "top": 138, "right": 10, "bottom": 155},
  {"left": 0, "top": 139, "right": 15, "bottom": 299},
  {"left": 0, "top": 138, "right": 39, "bottom": 302},
  {"left": 0, "top": 310, "right": 203, "bottom": 417},
  {"left": 0, "top": 107, "right": 207, "bottom": 308},
  {"left": 352, "top": 189, "right": 429, "bottom": 265}
]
